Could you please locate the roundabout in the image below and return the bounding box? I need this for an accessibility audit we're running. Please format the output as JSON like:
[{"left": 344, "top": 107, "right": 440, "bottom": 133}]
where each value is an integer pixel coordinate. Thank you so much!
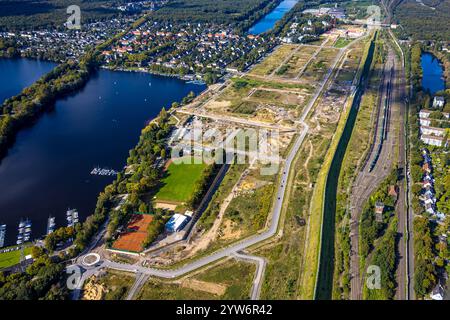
[{"left": 81, "top": 253, "right": 101, "bottom": 267}]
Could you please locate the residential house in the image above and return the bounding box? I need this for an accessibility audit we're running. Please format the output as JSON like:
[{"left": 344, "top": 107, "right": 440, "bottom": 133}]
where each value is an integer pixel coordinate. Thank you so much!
[
  {"left": 419, "top": 109, "right": 432, "bottom": 118},
  {"left": 421, "top": 135, "right": 449, "bottom": 147},
  {"left": 375, "top": 201, "right": 384, "bottom": 222},
  {"left": 430, "top": 283, "right": 445, "bottom": 300},
  {"left": 425, "top": 203, "right": 436, "bottom": 215},
  {"left": 388, "top": 185, "right": 399, "bottom": 201},
  {"left": 433, "top": 96, "right": 445, "bottom": 109},
  {"left": 422, "top": 162, "right": 432, "bottom": 173},
  {"left": 419, "top": 117, "right": 431, "bottom": 126},
  {"left": 423, "top": 180, "right": 433, "bottom": 189},
  {"left": 420, "top": 126, "right": 446, "bottom": 137}
]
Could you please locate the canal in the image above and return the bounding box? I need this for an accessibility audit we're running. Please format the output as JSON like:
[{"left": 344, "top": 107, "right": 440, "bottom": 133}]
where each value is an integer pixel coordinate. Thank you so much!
[
  {"left": 421, "top": 52, "right": 445, "bottom": 95},
  {"left": 315, "top": 37, "right": 376, "bottom": 300},
  {"left": 0, "top": 62, "right": 205, "bottom": 246},
  {"left": 248, "top": 0, "right": 298, "bottom": 34}
]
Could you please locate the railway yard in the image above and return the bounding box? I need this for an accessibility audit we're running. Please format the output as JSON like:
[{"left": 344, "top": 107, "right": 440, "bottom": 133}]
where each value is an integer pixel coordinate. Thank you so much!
[{"left": 349, "top": 40, "right": 408, "bottom": 300}]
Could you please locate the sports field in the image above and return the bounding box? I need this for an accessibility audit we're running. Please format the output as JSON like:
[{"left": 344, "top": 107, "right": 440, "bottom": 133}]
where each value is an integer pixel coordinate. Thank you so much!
[
  {"left": 0, "top": 245, "right": 32, "bottom": 269},
  {"left": 112, "top": 214, "right": 153, "bottom": 252},
  {"left": 155, "top": 158, "right": 209, "bottom": 204}
]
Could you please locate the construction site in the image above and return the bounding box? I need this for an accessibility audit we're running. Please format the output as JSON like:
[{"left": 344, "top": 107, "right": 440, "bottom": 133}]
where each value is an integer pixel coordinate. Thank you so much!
[{"left": 77, "top": 24, "right": 373, "bottom": 300}]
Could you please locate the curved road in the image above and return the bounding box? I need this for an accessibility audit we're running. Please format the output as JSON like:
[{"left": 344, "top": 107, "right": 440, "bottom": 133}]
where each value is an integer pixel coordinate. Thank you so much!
[{"left": 71, "top": 42, "right": 354, "bottom": 299}]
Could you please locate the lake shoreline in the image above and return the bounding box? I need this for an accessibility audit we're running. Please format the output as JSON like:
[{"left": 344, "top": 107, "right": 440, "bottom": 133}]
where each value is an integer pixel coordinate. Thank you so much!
[
  {"left": 421, "top": 52, "right": 446, "bottom": 95},
  {"left": 0, "top": 59, "right": 205, "bottom": 247}
]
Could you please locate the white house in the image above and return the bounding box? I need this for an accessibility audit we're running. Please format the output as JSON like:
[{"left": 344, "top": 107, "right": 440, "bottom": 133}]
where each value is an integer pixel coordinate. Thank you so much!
[
  {"left": 419, "top": 117, "right": 431, "bottom": 126},
  {"left": 421, "top": 135, "right": 449, "bottom": 147},
  {"left": 425, "top": 203, "right": 436, "bottom": 215},
  {"left": 433, "top": 96, "right": 445, "bottom": 108},
  {"left": 420, "top": 126, "right": 446, "bottom": 137},
  {"left": 430, "top": 283, "right": 445, "bottom": 300},
  {"left": 419, "top": 109, "right": 431, "bottom": 118},
  {"left": 422, "top": 180, "right": 433, "bottom": 189}
]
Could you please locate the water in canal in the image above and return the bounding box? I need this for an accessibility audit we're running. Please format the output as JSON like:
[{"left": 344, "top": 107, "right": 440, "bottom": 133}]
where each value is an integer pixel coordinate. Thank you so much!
[
  {"left": 0, "top": 58, "right": 56, "bottom": 104},
  {"left": 421, "top": 52, "right": 445, "bottom": 95},
  {"left": 315, "top": 38, "right": 376, "bottom": 300},
  {"left": 0, "top": 62, "right": 205, "bottom": 246},
  {"left": 248, "top": 0, "right": 298, "bottom": 34}
]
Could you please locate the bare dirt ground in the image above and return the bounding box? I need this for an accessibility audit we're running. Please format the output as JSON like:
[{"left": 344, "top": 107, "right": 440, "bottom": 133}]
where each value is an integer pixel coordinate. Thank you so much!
[
  {"left": 188, "top": 168, "right": 250, "bottom": 254},
  {"left": 154, "top": 202, "right": 178, "bottom": 211},
  {"left": 180, "top": 279, "right": 227, "bottom": 296}
]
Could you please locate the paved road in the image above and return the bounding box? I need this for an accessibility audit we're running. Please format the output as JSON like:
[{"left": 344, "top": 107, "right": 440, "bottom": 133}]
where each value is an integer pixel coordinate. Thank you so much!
[
  {"left": 71, "top": 41, "right": 354, "bottom": 299},
  {"left": 126, "top": 273, "right": 150, "bottom": 300},
  {"left": 233, "top": 252, "right": 267, "bottom": 300},
  {"left": 350, "top": 47, "right": 397, "bottom": 300}
]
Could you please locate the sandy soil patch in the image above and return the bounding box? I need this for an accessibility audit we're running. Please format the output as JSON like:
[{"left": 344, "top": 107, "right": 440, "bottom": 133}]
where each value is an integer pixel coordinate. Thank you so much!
[
  {"left": 83, "top": 277, "right": 105, "bottom": 300},
  {"left": 154, "top": 202, "right": 178, "bottom": 211},
  {"left": 219, "top": 219, "right": 243, "bottom": 241},
  {"left": 181, "top": 279, "right": 227, "bottom": 296},
  {"left": 205, "top": 100, "right": 232, "bottom": 111}
]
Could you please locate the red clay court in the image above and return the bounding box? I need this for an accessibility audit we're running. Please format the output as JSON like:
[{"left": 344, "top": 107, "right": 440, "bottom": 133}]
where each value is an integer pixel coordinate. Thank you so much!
[{"left": 111, "top": 213, "right": 153, "bottom": 253}]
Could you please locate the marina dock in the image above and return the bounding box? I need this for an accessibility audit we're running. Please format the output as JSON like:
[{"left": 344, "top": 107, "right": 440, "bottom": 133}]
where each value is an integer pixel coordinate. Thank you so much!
[
  {"left": 0, "top": 224, "right": 6, "bottom": 248},
  {"left": 90, "top": 167, "right": 118, "bottom": 176},
  {"left": 67, "top": 209, "right": 79, "bottom": 227}
]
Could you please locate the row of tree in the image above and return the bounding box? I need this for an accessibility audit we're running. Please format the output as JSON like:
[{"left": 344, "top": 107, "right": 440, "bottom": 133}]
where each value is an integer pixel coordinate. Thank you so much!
[
  {"left": 407, "top": 43, "right": 436, "bottom": 298},
  {"left": 0, "top": 248, "right": 68, "bottom": 300},
  {"left": 0, "top": 51, "right": 101, "bottom": 160},
  {"left": 359, "top": 169, "right": 398, "bottom": 262}
]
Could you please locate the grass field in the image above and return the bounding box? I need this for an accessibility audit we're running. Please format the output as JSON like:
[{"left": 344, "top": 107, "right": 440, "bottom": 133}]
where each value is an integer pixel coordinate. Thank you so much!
[
  {"left": 207, "top": 76, "right": 313, "bottom": 116},
  {"left": 281, "top": 46, "right": 317, "bottom": 79},
  {"left": 0, "top": 245, "right": 32, "bottom": 269},
  {"left": 137, "top": 260, "right": 255, "bottom": 300},
  {"left": 250, "top": 45, "right": 298, "bottom": 76},
  {"left": 198, "top": 164, "right": 248, "bottom": 231},
  {"left": 99, "top": 270, "right": 135, "bottom": 300},
  {"left": 334, "top": 37, "right": 352, "bottom": 49},
  {"left": 155, "top": 157, "right": 208, "bottom": 203}
]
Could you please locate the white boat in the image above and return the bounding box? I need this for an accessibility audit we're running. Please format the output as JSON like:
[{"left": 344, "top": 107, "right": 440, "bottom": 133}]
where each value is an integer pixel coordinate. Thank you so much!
[
  {"left": 67, "top": 209, "right": 79, "bottom": 227},
  {"left": 47, "top": 216, "right": 56, "bottom": 235},
  {"left": 0, "top": 225, "right": 6, "bottom": 248}
]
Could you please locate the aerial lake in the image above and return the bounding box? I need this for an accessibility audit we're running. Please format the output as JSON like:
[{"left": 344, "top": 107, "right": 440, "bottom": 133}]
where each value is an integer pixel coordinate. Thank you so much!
[
  {"left": 421, "top": 52, "right": 445, "bottom": 95},
  {"left": 248, "top": 0, "right": 298, "bottom": 34},
  {"left": 0, "top": 58, "right": 56, "bottom": 104},
  {"left": 0, "top": 61, "right": 205, "bottom": 246}
]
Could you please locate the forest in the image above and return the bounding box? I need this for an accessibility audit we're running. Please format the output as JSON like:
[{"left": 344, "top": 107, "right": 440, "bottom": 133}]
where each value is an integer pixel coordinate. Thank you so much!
[
  {"left": 0, "top": 51, "right": 100, "bottom": 159},
  {"left": 0, "top": 0, "right": 132, "bottom": 30},
  {"left": 407, "top": 42, "right": 450, "bottom": 298},
  {"left": 0, "top": 247, "right": 68, "bottom": 299},
  {"left": 150, "top": 0, "right": 282, "bottom": 32},
  {"left": 393, "top": 0, "right": 450, "bottom": 40},
  {"left": 0, "top": 0, "right": 281, "bottom": 32}
]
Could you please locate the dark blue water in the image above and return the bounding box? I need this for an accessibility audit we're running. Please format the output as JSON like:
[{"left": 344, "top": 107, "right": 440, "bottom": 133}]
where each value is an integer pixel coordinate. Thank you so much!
[
  {"left": 0, "top": 58, "right": 56, "bottom": 104},
  {"left": 0, "top": 64, "right": 205, "bottom": 246},
  {"left": 248, "top": 0, "right": 298, "bottom": 34},
  {"left": 421, "top": 52, "right": 445, "bottom": 95}
]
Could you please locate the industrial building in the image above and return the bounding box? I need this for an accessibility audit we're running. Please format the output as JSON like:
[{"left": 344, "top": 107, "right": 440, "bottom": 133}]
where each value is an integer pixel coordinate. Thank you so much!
[{"left": 165, "top": 213, "right": 190, "bottom": 233}]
